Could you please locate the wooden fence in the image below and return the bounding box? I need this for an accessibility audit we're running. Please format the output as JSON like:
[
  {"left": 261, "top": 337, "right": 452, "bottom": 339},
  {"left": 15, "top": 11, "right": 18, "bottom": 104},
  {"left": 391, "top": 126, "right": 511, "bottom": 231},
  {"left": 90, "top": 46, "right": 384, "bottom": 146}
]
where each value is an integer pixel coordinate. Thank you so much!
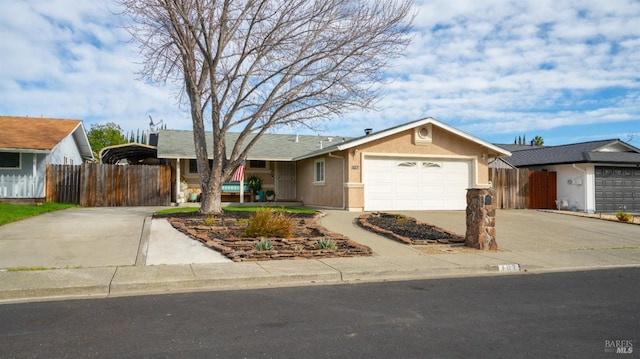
[
  {"left": 46, "top": 165, "right": 81, "bottom": 203},
  {"left": 489, "top": 168, "right": 530, "bottom": 209},
  {"left": 46, "top": 164, "right": 171, "bottom": 206}
]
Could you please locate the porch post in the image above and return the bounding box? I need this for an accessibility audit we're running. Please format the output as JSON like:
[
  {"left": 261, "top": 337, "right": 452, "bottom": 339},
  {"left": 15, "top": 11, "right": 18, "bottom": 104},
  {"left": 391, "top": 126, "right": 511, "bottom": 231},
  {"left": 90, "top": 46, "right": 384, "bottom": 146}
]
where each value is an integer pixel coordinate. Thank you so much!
[
  {"left": 32, "top": 154, "right": 37, "bottom": 197},
  {"left": 175, "top": 158, "right": 181, "bottom": 204}
]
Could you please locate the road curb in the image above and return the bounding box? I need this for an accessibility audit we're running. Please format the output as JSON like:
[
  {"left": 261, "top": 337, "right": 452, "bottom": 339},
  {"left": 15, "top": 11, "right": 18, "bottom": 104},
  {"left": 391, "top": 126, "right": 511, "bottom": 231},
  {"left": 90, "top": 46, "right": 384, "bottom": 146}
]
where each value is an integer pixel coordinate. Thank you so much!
[
  {"left": 0, "top": 267, "right": 116, "bottom": 301},
  {"left": 3, "top": 262, "right": 640, "bottom": 303}
]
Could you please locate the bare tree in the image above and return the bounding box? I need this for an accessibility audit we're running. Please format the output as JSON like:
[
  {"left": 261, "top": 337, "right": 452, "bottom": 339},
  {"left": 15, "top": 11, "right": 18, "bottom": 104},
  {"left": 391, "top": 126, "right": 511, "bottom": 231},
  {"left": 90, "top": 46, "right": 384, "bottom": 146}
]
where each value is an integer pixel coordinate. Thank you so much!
[{"left": 117, "top": 0, "right": 414, "bottom": 214}]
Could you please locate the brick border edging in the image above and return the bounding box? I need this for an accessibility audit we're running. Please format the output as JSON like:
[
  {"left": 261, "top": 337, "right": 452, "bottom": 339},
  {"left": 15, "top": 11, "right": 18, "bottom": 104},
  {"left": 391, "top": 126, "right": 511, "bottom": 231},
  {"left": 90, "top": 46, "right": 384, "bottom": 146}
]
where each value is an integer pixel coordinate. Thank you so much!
[{"left": 356, "top": 212, "right": 464, "bottom": 245}]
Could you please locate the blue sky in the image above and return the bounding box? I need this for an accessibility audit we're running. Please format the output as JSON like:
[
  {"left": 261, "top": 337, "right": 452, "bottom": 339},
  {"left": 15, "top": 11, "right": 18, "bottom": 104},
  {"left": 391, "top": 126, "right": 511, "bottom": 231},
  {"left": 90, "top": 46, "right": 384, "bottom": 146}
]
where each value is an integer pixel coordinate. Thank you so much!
[{"left": 1, "top": 0, "right": 639, "bottom": 146}]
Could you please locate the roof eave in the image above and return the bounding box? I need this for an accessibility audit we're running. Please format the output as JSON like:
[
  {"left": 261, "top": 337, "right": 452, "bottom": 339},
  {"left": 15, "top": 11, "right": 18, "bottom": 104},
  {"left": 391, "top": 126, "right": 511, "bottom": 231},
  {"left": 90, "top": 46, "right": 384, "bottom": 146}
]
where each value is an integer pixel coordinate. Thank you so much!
[
  {"left": 0, "top": 147, "right": 51, "bottom": 153},
  {"left": 294, "top": 117, "right": 511, "bottom": 160},
  {"left": 71, "top": 122, "right": 94, "bottom": 160}
]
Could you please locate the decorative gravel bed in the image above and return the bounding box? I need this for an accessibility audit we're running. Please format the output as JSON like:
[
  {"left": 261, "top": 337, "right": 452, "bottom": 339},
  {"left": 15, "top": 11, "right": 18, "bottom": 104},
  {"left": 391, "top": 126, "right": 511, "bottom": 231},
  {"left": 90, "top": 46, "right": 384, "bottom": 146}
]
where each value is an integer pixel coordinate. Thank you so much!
[{"left": 357, "top": 212, "right": 464, "bottom": 245}]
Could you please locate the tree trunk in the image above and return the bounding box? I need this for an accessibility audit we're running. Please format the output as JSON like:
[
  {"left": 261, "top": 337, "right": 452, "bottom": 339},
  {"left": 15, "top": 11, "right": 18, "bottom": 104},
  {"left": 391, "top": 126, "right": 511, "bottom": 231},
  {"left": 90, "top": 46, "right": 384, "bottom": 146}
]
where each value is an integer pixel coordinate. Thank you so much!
[
  {"left": 200, "top": 177, "right": 223, "bottom": 214},
  {"left": 197, "top": 127, "right": 226, "bottom": 215}
]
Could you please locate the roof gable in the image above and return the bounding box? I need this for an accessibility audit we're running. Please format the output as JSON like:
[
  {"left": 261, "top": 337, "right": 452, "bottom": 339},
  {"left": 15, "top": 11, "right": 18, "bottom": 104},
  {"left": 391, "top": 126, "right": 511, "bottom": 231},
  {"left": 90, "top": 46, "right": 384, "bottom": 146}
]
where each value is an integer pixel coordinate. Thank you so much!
[
  {"left": 295, "top": 117, "right": 511, "bottom": 160},
  {"left": 0, "top": 116, "right": 93, "bottom": 160},
  {"left": 0, "top": 116, "right": 80, "bottom": 151}
]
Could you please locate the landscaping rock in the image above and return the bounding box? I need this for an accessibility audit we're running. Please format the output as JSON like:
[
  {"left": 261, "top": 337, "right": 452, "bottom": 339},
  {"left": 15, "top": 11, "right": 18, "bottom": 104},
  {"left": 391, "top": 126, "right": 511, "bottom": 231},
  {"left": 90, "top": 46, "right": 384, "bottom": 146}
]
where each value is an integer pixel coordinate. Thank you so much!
[{"left": 164, "top": 211, "right": 373, "bottom": 261}]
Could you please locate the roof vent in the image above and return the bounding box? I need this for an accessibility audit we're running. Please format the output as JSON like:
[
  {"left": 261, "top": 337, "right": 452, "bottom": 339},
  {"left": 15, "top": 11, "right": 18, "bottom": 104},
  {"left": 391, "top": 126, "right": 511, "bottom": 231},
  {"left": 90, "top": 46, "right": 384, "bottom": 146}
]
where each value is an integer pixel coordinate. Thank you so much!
[{"left": 364, "top": 128, "right": 372, "bottom": 136}]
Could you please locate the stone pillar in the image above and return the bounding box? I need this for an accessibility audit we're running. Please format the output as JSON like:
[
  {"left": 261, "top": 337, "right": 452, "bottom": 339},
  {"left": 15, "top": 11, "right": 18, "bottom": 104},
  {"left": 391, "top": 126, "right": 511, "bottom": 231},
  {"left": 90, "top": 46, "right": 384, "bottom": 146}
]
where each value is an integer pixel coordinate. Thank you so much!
[{"left": 465, "top": 188, "right": 497, "bottom": 250}]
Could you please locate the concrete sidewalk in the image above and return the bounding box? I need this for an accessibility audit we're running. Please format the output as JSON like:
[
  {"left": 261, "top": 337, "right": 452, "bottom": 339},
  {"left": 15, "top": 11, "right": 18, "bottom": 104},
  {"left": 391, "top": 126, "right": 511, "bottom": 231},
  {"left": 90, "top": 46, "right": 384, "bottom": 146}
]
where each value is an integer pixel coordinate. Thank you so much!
[{"left": 1, "top": 208, "right": 639, "bottom": 303}]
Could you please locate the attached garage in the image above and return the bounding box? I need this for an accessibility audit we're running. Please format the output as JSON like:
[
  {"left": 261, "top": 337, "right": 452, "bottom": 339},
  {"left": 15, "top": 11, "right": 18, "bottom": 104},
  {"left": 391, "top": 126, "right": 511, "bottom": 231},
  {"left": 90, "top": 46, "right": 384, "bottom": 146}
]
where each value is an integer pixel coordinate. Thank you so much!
[
  {"left": 595, "top": 166, "right": 640, "bottom": 212},
  {"left": 364, "top": 156, "right": 471, "bottom": 211}
]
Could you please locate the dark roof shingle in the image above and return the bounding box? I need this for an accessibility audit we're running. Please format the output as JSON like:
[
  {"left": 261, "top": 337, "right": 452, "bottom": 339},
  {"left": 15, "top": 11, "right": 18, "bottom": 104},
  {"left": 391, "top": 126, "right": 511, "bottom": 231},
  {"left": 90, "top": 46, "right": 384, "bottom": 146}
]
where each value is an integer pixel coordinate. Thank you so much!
[{"left": 502, "top": 139, "right": 640, "bottom": 167}]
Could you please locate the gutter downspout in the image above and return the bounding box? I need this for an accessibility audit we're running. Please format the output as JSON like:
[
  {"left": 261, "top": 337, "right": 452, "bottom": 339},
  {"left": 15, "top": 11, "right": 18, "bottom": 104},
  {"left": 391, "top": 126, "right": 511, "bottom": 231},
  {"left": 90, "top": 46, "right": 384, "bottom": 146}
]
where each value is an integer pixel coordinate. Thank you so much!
[
  {"left": 573, "top": 164, "right": 588, "bottom": 213},
  {"left": 328, "top": 152, "right": 345, "bottom": 210}
]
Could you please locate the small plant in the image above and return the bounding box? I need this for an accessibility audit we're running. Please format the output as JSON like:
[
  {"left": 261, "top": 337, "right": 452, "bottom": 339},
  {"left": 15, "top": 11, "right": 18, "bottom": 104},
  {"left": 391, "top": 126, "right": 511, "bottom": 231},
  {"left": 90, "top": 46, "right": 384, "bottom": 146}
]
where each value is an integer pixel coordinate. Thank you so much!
[
  {"left": 616, "top": 211, "right": 632, "bottom": 222},
  {"left": 395, "top": 214, "right": 409, "bottom": 224},
  {"left": 203, "top": 216, "right": 217, "bottom": 226},
  {"left": 255, "top": 239, "right": 274, "bottom": 251},
  {"left": 247, "top": 175, "right": 263, "bottom": 194},
  {"left": 265, "top": 190, "right": 275, "bottom": 201},
  {"left": 243, "top": 208, "right": 293, "bottom": 238},
  {"left": 315, "top": 238, "right": 337, "bottom": 250}
]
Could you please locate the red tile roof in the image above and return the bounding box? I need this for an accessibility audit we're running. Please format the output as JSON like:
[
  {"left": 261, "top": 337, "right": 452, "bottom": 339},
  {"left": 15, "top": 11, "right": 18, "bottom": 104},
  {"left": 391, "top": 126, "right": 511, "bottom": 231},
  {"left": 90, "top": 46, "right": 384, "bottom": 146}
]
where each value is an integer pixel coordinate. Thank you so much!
[{"left": 0, "top": 116, "right": 82, "bottom": 151}]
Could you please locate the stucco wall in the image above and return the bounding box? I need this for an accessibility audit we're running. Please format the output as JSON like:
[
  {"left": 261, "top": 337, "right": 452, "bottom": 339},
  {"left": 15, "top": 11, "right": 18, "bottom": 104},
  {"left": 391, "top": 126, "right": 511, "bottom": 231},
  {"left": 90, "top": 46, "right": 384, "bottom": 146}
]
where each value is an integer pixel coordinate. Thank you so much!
[
  {"left": 343, "top": 127, "right": 490, "bottom": 185},
  {"left": 299, "top": 125, "right": 492, "bottom": 210},
  {"left": 528, "top": 163, "right": 595, "bottom": 212},
  {"left": 296, "top": 155, "right": 345, "bottom": 208}
]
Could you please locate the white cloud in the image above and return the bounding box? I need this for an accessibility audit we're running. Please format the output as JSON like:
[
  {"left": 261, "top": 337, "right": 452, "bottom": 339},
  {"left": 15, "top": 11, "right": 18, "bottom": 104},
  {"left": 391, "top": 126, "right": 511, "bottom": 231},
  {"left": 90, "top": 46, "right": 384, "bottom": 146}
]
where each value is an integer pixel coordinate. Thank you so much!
[{"left": 0, "top": 0, "right": 638, "bottom": 145}]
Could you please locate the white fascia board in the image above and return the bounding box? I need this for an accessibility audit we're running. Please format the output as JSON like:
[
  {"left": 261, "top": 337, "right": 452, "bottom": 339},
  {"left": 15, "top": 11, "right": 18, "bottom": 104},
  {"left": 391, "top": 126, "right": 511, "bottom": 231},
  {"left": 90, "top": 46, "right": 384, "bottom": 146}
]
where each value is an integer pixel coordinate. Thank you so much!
[
  {"left": 295, "top": 117, "right": 511, "bottom": 160},
  {"left": 0, "top": 148, "right": 51, "bottom": 154},
  {"left": 71, "top": 122, "right": 94, "bottom": 160},
  {"left": 594, "top": 140, "right": 640, "bottom": 153}
]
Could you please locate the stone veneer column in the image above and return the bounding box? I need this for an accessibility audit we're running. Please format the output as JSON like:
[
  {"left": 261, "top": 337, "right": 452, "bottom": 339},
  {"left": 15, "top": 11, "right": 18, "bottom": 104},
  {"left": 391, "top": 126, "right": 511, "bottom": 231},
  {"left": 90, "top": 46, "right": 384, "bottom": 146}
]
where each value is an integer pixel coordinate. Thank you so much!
[{"left": 465, "top": 188, "right": 497, "bottom": 250}]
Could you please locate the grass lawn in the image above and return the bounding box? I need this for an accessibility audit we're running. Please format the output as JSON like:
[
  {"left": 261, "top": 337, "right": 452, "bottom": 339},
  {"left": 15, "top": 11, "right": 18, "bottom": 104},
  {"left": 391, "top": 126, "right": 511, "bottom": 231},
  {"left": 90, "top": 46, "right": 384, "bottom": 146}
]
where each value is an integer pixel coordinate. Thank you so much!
[
  {"left": 0, "top": 202, "right": 78, "bottom": 226},
  {"left": 155, "top": 205, "right": 315, "bottom": 216}
]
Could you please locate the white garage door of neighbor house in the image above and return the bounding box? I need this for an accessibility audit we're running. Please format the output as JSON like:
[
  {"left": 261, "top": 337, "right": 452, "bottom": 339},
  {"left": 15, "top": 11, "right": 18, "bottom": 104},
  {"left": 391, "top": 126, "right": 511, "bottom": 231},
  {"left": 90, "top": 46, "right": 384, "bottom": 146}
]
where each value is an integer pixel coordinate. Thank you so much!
[{"left": 364, "top": 157, "right": 471, "bottom": 211}]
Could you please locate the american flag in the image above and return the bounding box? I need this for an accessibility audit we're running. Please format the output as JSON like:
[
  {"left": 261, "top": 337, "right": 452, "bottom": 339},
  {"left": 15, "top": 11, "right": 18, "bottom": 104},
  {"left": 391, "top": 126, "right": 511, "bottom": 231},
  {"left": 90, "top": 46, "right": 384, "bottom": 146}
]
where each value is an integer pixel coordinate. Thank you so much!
[{"left": 231, "top": 160, "right": 246, "bottom": 182}]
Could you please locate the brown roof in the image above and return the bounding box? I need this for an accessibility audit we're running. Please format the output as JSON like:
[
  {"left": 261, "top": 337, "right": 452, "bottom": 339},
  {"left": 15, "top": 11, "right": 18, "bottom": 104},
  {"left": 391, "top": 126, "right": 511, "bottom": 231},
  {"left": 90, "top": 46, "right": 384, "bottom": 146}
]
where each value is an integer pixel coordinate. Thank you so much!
[{"left": 0, "top": 116, "right": 82, "bottom": 151}]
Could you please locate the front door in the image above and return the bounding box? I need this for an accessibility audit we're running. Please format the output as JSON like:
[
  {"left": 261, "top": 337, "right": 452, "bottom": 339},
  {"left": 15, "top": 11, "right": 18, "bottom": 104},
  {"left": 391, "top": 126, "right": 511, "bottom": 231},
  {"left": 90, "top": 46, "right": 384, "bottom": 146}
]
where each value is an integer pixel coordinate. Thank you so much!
[{"left": 275, "top": 162, "right": 296, "bottom": 201}]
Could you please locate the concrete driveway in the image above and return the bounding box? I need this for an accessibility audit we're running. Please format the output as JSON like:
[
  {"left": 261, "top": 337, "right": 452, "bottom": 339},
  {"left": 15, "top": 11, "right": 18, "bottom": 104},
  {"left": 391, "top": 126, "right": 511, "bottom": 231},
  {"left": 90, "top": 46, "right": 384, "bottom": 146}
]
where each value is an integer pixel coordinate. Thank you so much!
[
  {"left": 0, "top": 207, "right": 157, "bottom": 269},
  {"left": 397, "top": 209, "right": 640, "bottom": 252},
  {"left": 1, "top": 207, "right": 639, "bottom": 271}
]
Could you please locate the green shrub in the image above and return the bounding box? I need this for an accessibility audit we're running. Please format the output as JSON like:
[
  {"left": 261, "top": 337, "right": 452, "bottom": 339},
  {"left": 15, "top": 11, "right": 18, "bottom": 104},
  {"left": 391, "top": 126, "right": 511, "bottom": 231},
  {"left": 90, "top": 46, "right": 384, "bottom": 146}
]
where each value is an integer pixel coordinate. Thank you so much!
[
  {"left": 243, "top": 208, "right": 293, "bottom": 238},
  {"left": 315, "top": 238, "right": 337, "bottom": 250},
  {"left": 616, "top": 211, "right": 632, "bottom": 222},
  {"left": 203, "top": 216, "right": 217, "bottom": 226},
  {"left": 394, "top": 214, "right": 409, "bottom": 224},
  {"left": 255, "top": 239, "right": 274, "bottom": 251}
]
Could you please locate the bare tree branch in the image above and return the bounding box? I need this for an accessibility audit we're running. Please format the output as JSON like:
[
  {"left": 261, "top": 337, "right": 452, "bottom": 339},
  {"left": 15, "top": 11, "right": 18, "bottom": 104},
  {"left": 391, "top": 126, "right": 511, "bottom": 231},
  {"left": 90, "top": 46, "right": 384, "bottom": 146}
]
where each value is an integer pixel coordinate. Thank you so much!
[{"left": 117, "top": 0, "right": 414, "bottom": 213}]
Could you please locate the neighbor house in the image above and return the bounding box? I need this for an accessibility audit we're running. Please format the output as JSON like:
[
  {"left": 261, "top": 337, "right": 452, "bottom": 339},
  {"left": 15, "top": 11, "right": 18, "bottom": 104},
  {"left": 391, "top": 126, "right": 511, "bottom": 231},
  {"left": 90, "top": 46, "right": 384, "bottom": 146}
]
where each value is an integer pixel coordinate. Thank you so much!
[
  {"left": 494, "top": 139, "right": 640, "bottom": 213},
  {"left": 0, "top": 116, "right": 93, "bottom": 201},
  {"left": 157, "top": 118, "right": 510, "bottom": 211}
]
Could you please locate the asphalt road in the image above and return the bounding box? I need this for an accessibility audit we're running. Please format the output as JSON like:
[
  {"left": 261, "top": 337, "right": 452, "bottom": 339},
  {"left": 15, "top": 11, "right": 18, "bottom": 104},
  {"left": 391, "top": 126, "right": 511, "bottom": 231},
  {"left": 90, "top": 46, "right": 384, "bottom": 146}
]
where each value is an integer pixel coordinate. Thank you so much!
[{"left": 1, "top": 268, "right": 638, "bottom": 358}]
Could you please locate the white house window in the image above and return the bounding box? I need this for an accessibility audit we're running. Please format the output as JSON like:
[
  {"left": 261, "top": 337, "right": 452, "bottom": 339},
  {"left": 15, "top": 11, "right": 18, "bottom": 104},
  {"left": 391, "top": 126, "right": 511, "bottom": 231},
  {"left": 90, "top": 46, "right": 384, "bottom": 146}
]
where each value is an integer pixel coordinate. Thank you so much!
[
  {"left": 249, "top": 160, "right": 267, "bottom": 169},
  {"left": 422, "top": 162, "right": 442, "bottom": 168},
  {"left": 189, "top": 159, "right": 198, "bottom": 173},
  {"left": 314, "top": 159, "right": 325, "bottom": 183},
  {"left": 189, "top": 159, "right": 213, "bottom": 174},
  {"left": 0, "top": 152, "right": 20, "bottom": 169},
  {"left": 397, "top": 161, "right": 417, "bottom": 168}
]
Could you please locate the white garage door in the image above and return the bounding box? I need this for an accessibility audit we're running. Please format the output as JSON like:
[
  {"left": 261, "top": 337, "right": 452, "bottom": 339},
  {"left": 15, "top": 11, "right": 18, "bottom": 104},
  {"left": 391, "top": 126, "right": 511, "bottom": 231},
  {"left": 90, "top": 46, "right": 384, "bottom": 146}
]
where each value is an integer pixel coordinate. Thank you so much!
[{"left": 364, "top": 157, "right": 471, "bottom": 211}]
